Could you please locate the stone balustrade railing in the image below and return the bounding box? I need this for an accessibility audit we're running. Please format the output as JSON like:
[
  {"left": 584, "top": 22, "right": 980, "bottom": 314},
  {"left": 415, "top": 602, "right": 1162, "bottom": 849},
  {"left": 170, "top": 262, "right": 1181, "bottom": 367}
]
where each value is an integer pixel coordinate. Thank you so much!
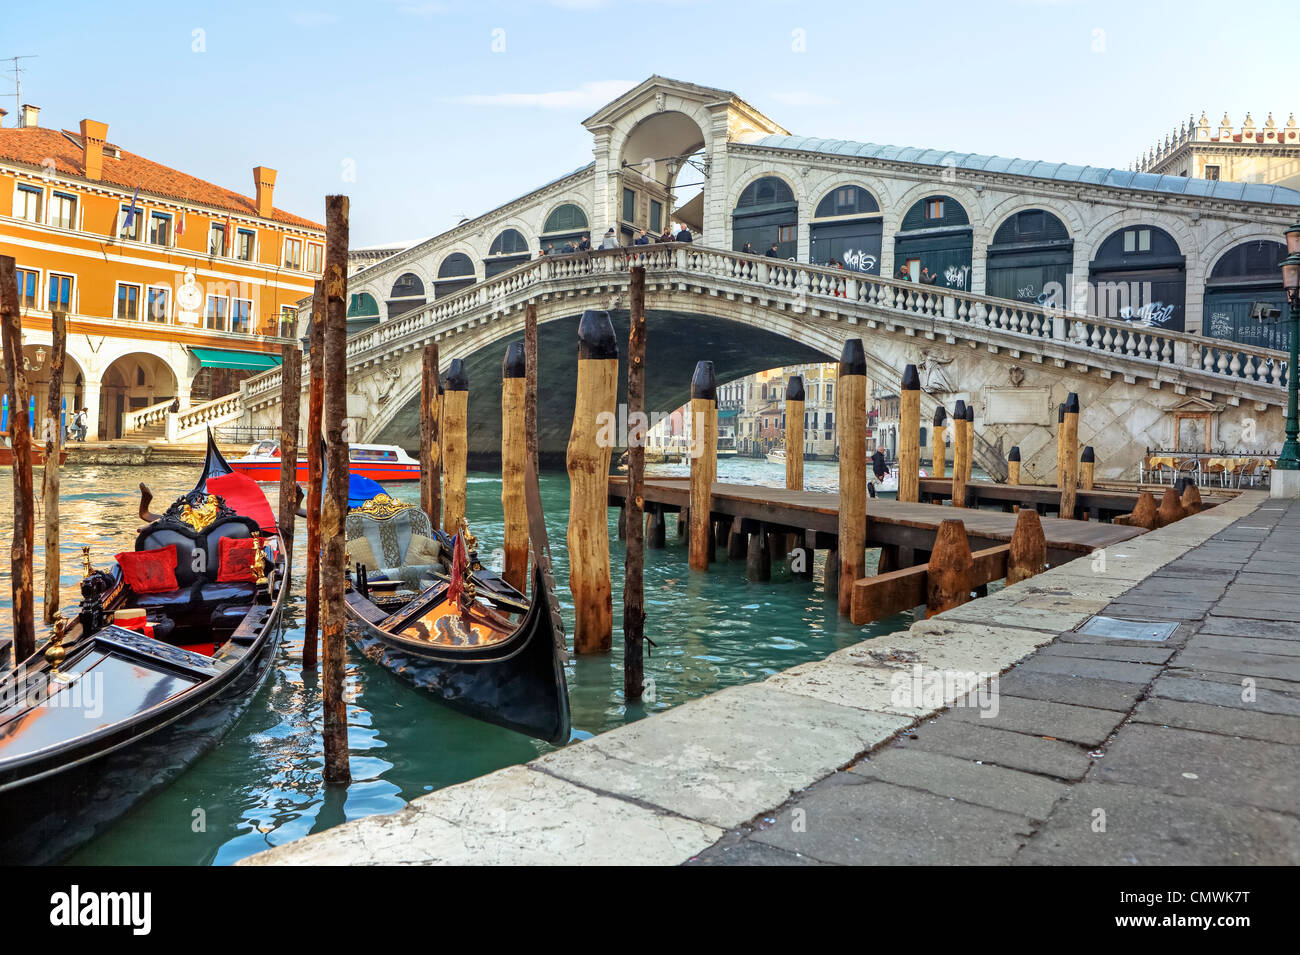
[
  {"left": 168, "top": 392, "right": 245, "bottom": 443},
  {"left": 125, "top": 397, "right": 175, "bottom": 434},
  {"left": 238, "top": 242, "right": 1293, "bottom": 419}
]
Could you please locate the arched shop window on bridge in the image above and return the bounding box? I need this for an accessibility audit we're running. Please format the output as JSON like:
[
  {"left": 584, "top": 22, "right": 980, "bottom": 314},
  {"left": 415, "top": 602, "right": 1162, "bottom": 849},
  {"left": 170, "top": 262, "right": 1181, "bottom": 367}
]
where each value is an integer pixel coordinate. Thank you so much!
[
  {"left": 539, "top": 203, "right": 589, "bottom": 255},
  {"left": 810, "top": 185, "right": 882, "bottom": 274},
  {"left": 346, "top": 292, "right": 381, "bottom": 334},
  {"left": 386, "top": 272, "right": 426, "bottom": 319},
  {"left": 1204, "top": 240, "right": 1288, "bottom": 350},
  {"left": 985, "top": 209, "right": 1073, "bottom": 307},
  {"left": 894, "top": 195, "right": 972, "bottom": 290},
  {"left": 434, "top": 253, "right": 476, "bottom": 299},
  {"left": 732, "top": 177, "right": 798, "bottom": 259},
  {"left": 1088, "top": 226, "right": 1186, "bottom": 331},
  {"left": 484, "top": 228, "right": 531, "bottom": 279}
]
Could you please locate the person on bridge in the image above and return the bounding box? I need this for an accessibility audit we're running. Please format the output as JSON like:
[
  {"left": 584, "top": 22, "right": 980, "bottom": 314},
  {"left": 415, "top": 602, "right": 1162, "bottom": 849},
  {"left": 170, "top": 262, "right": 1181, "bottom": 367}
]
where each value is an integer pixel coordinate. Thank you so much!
[
  {"left": 578, "top": 234, "right": 591, "bottom": 251},
  {"left": 765, "top": 243, "right": 779, "bottom": 258},
  {"left": 657, "top": 227, "right": 673, "bottom": 243},
  {"left": 634, "top": 228, "right": 651, "bottom": 246},
  {"left": 675, "top": 224, "right": 694, "bottom": 243},
  {"left": 600, "top": 228, "right": 619, "bottom": 250},
  {"left": 741, "top": 241, "right": 755, "bottom": 255},
  {"left": 895, "top": 263, "right": 911, "bottom": 281},
  {"left": 919, "top": 266, "right": 939, "bottom": 286},
  {"left": 561, "top": 240, "right": 576, "bottom": 254}
]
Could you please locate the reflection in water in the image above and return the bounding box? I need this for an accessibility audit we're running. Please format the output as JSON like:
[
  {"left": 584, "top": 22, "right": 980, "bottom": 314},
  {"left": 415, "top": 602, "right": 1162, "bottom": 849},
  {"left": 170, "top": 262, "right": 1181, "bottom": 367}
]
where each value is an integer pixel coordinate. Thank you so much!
[{"left": 0, "top": 456, "right": 912, "bottom": 864}]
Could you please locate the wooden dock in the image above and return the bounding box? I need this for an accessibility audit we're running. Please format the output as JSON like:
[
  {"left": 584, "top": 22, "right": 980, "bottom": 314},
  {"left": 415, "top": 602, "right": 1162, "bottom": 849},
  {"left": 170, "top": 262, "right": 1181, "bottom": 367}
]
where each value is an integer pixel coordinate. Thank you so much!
[{"left": 608, "top": 476, "right": 1144, "bottom": 568}]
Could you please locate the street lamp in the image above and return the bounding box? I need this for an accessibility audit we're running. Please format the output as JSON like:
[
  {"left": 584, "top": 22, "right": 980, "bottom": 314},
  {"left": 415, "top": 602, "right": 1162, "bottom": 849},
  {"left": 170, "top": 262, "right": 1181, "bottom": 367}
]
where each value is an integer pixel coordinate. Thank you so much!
[{"left": 1279, "top": 222, "right": 1300, "bottom": 471}]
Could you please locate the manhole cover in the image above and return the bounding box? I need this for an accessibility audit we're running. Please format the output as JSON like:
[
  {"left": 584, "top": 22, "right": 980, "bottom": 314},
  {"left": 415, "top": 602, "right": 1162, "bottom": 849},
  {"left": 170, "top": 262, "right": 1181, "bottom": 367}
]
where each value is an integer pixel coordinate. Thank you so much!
[{"left": 1076, "top": 616, "right": 1178, "bottom": 642}]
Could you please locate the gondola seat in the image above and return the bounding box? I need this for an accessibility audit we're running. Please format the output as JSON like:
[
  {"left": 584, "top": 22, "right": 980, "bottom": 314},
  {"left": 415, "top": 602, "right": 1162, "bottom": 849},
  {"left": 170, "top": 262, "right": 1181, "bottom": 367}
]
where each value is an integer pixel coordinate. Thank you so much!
[
  {"left": 345, "top": 494, "right": 446, "bottom": 590},
  {"left": 127, "top": 491, "right": 266, "bottom": 618}
]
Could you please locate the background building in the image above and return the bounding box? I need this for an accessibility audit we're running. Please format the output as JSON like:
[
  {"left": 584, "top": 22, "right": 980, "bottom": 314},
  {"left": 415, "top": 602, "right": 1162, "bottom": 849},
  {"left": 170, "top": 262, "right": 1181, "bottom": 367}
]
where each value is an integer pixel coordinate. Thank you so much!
[{"left": 1, "top": 106, "right": 323, "bottom": 439}]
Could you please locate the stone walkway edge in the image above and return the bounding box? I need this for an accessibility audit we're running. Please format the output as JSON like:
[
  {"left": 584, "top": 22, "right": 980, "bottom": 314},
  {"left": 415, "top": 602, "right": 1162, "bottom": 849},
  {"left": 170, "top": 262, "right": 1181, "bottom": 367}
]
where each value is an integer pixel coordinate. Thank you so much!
[{"left": 240, "top": 491, "right": 1268, "bottom": 866}]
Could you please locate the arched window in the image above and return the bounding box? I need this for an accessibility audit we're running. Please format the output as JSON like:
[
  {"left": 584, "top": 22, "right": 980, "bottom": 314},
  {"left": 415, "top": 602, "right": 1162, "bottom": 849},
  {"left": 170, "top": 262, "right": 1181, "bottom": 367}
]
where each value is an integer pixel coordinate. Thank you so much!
[
  {"left": 985, "top": 209, "right": 1073, "bottom": 305},
  {"left": 1204, "top": 239, "right": 1288, "bottom": 348},
  {"left": 543, "top": 204, "right": 588, "bottom": 234},
  {"left": 733, "top": 177, "right": 798, "bottom": 258},
  {"left": 813, "top": 185, "right": 880, "bottom": 219},
  {"left": 894, "top": 195, "right": 972, "bottom": 290},
  {"left": 434, "top": 253, "right": 476, "bottom": 300},
  {"left": 736, "top": 177, "right": 795, "bottom": 209},
  {"left": 489, "top": 228, "right": 528, "bottom": 256},
  {"left": 390, "top": 273, "right": 425, "bottom": 298},
  {"left": 1089, "top": 225, "right": 1185, "bottom": 330},
  {"left": 347, "top": 292, "right": 380, "bottom": 317}
]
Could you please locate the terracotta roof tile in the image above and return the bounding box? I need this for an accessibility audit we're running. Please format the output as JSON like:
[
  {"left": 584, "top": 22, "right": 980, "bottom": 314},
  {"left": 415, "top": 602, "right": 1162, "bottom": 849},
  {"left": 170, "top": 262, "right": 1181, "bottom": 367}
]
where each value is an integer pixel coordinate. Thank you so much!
[{"left": 0, "top": 125, "right": 323, "bottom": 231}]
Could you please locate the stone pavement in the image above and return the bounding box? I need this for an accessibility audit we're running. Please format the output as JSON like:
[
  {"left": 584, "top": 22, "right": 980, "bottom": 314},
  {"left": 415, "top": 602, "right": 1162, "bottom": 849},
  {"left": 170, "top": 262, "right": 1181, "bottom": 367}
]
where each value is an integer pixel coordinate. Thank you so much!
[
  {"left": 243, "top": 490, "right": 1289, "bottom": 866},
  {"left": 691, "top": 498, "right": 1300, "bottom": 865}
]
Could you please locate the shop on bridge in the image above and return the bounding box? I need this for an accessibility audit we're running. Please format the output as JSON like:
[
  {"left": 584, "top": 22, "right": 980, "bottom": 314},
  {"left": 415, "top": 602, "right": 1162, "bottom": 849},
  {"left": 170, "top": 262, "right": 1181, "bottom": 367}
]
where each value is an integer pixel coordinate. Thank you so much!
[
  {"left": 347, "top": 292, "right": 381, "bottom": 334},
  {"left": 893, "top": 195, "right": 973, "bottom": 290},
  {"left": 1088, "top": 225, "right": 1186, "bottom": 331},
  {"left": 1203, "top": 239, "right": 1289, "bottom": 351},
  {"left": 732, "top": 176, "right": 798, "bottom": 259},
  {"left": 539, "top": 203, "right": 589, "bottom": 254},
  {"left": 809, "top": 185, "right": 882, "bottom": 274},
  {"left": 433, "top": 253, "right": 476, "bottom": 299},
  {"left": 386, "top": 272, "right": 427, "bottom": 318},
  {"left": 984, "top": 209, "right": 1073, "bottom": 308},
  {"left": 484, "top": 228, "right": 531, "bottom": 279}
]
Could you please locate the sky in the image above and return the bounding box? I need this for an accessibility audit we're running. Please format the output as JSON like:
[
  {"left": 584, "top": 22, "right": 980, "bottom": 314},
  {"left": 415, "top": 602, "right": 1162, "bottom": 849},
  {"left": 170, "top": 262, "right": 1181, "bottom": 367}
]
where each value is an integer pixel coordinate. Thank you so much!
[{"left": 3, "top": 0, "right": 1292, "bottom": 246}]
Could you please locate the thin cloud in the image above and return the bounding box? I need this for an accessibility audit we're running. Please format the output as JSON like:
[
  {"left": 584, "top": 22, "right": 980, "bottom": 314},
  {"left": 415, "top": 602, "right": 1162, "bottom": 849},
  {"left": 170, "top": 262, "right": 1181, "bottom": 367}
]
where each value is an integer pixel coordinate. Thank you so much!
[{"left": 442, "top": 80, "right": 638, "bottom": 110}]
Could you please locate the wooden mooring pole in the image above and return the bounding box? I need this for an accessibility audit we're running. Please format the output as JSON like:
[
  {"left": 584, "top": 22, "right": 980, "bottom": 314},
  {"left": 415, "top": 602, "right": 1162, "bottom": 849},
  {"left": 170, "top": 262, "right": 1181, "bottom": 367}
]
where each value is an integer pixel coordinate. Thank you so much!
[
  {"left": 1059, "top": 392, "right": 1080, "bottom": 519},
  {"left": 41, "top": 310, "right": 66, "bottom": 624},
  {"left": 1007, "top": 445, "right": 1021, "bottom": 486},
  {"left": 1007, "top": 508, "right": 1047, "bottom": 584},
  {"left": 837, "top": 339, "right": 867, "bottom": 614},
  {"left": 303, "top": 283, "right": 325, "bottom": 669},
  {"left": 1055, "top": 402, "right": 1066, "bottom": 489},
  {"left": 1080, "top": 445, "right": 1095, "bottom": 491},
  {"left": 898, "top": 364, "right": 920, "bottom": 503},
  {"left": 567, "top": 309, "right": 618, "bottom": 654},
  {"left": 624, "top": 266, "right": 647, "bottom": 702},
  {"left": 785, "top": 375, "right": 805, "bottom": 491},
  {"left": 951, "top": 399, "right": 968, "bottom": 508},
  {"left": 442, "top": 359, "right": 469, "bottom": 536},
  {"left": 277, "top": 343, "right": 301, "bottom": 559},
  {"left": 420, "top": 343, "right": 441, "bottom": 531},
  {"left": 524, "top": 303, "right": 539, "bottom": 480},
  {"left": 0, "top": 255, "right": 34, "bottom": 660},
  {"left": 501, "top": 342, "right": 528, "bottom": 591},
  {"left": 963, "top": 402, "right": 974, "bottom": 482},
  {"left": 927, "top": 519, "right": 973, "bottom": 617},
  {"left": 320, "top": 195, "right": 351, "bottom": 786},
  {"left": 931, "top": 405, "right": 947, "bottom": 479},
  {"left": 689, "top": 360, "right": 718, "bottom": 571}
]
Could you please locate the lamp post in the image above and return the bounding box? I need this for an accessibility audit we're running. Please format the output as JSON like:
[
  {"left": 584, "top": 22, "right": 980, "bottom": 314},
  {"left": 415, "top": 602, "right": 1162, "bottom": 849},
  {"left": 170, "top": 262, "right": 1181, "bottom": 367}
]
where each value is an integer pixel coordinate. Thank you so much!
[{"left": 1279, "top": 221, "right": 1300, "bottom": 471}]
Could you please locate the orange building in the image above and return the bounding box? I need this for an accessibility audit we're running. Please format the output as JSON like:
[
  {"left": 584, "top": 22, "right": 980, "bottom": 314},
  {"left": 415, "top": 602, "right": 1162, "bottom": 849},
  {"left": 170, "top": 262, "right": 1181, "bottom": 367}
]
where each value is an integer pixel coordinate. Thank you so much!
[{"left": 0, "top": 104, "right": 324, "bottom": 439}]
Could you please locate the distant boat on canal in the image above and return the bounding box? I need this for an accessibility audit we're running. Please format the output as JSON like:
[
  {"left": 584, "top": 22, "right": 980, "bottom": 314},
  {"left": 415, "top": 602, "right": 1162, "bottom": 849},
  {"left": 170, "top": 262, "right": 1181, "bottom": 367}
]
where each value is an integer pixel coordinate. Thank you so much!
[{"left": 229, "top": 439, "right": 420, "bottom": 482}]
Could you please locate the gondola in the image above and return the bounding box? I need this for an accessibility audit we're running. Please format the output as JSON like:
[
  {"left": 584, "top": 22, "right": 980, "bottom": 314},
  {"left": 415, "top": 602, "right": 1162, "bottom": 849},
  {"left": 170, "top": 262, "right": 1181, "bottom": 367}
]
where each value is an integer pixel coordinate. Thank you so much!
[
  {"left": 343, "top": 459, "right": 570, "bottom": 745},
  {"left": 0, "top": 430, "right": 288, "bottom": 864}
]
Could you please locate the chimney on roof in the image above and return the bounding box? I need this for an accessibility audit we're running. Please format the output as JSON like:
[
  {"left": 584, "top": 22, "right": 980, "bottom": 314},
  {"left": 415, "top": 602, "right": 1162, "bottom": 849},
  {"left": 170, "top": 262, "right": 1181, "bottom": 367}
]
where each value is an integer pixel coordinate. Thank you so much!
[
  {"left": 80, "top": 119, "right": 109, "bottom": 181},
  {"left": 0, "top": 107, "right": 7, "bottom": 127},
  {"left": 253, "top": 166, "right": 277, "bottom": 218},
  {"left": 18, "top": 104, "right": 39, "bottom": 128}
]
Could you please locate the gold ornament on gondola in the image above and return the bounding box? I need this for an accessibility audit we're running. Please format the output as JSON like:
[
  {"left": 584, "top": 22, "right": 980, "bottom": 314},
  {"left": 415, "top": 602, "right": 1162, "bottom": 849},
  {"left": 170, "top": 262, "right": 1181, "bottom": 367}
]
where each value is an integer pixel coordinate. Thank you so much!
[
  {"left": 356, "top": 493, "right": 412, "bottom": 520},
  {"left": 46, "top": 617, "right": 69, "bottom": 683},
  {"left": 81, "top": 546, "right": 93, "bottom": 577},
  {"left": 179, "top": 494, "right": 221, "bottom": 532},
  {"left": 250, "top": 533, "right": 269, "bottom": 587}
]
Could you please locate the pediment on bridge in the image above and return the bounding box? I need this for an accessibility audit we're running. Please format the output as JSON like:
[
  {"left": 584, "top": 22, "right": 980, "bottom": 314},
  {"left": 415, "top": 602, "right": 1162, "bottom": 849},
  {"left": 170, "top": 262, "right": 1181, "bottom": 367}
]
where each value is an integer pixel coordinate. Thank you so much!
[
  {"left": 1168, "top": 395, "right": 1224, "bottom": 414},
  {"left": 582, "top": 75, "right": 787, "bottom": 140}
]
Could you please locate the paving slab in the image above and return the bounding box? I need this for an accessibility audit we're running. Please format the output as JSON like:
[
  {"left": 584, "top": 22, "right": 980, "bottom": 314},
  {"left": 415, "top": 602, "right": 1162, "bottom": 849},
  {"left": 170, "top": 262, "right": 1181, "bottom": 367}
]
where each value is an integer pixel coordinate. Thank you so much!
[
  {"left": 1199, "top": 615, "right": 1300, "bottom": 640},
  {"left": 765, "top": 660, "right": 934, "bottom": 718},
  {"left": 896, "top": 717, "right": 1094, "bottom": 780},
  {"left": 1091, "top": 723, "right": 1300, "bottom": 814},
  {"left": 1036, "top": 642, "right": 1175, "bottom": 664},
  {"left": 849, "top": 747, "right": 1069, "bottom": 820},
  {"left": 749, "top": 776, "right": 1035, "bottom": 865},
  {"left": 1163, "top": 665, "right": 1300, "bottom": 694},
  {"left": 932, "top": 599, "right": 1094, "bottom": 635},
  {"left": 828, "top": 619, "right": 1049, "bottom": 677},
  {"left": 1102, "top": 600, "right": 1211, "bottom": 622},
  {"left": 1014, "top": 781, "right": 1300, "bottom": 865},
  {"left": 240, "top": 764, "right": 721, "bottom": 866},
  {"left": 1186, "top": 632, "right": 1300, "bottom": 657},
  {"left": 1172, "top": 647, "right": 1300, "bottom": 682},
  {"left": 994, "top": 669, "right": 1146, "bottom": 712},
  {"left": 686, "top": 838, "right": 821, "bottom": 866},
  {"left": 944, "top": 694, "right": 1123, "bottom": 747},
  {"left": 1014, "top": 654, "right": 1162, "bottom": 685},
  {"left": 534, "top": 683, "right": 912, "bottom": 830},
  {"left": 1131, "top": 697, "right": 1300, "bottom": 745}
]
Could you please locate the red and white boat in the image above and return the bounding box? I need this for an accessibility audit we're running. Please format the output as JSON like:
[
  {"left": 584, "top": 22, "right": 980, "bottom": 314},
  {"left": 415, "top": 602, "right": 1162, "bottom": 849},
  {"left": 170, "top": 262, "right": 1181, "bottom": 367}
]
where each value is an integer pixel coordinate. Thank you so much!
[{"left": 228, "top": 439, "right": 421, "bottom": 482}]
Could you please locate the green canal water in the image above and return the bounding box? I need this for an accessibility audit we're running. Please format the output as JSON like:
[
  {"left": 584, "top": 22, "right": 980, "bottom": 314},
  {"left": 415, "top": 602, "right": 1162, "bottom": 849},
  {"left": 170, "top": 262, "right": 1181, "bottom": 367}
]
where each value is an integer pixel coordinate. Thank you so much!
[{"left": 2, "top": 458, "right": 918, "bottom": 865}]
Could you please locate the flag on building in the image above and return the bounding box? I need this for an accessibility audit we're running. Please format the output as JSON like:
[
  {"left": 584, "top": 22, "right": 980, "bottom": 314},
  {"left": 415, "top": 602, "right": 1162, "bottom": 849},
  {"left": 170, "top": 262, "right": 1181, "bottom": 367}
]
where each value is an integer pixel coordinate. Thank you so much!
[
  {"left": 176, "top": 210, "right": 186, "bottom": 238},
  {"left": 121, "top": 187, "right": 140, "bottom": 235}
]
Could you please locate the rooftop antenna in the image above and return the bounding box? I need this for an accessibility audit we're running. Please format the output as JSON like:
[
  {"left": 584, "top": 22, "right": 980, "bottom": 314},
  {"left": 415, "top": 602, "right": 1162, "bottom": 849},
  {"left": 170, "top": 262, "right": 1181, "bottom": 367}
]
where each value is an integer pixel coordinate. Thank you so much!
[{"left": 5, "top": 55, "right": 37, "bottom": 122}]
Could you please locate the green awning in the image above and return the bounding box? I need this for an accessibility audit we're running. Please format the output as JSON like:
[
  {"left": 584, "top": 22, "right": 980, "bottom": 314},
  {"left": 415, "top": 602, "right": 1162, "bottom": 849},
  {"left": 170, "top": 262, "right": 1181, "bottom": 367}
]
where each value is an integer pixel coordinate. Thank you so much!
[{"left": 191, "top": 347, "right": 283, "bottom": 371}]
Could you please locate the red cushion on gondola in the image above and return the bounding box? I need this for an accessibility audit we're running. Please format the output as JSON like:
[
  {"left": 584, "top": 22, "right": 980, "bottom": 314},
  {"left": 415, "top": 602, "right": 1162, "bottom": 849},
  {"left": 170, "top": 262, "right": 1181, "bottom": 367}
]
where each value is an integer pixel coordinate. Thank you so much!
[
  {"left": 116, "top": 545, "right": 179, "bottom": 594},
  {"left": 207, "top": 472, "right": 277, "bottom": 533},
  {"left": 216, "top": 536, "right": 257, "bottom": 583}
]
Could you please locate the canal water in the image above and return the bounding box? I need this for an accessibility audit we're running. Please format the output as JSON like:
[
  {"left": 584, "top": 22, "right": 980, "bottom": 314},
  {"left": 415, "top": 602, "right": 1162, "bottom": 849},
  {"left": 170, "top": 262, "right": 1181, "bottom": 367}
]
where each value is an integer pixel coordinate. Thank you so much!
[{"left": 2, "top": 458, "right": 918, "bottom": 864}]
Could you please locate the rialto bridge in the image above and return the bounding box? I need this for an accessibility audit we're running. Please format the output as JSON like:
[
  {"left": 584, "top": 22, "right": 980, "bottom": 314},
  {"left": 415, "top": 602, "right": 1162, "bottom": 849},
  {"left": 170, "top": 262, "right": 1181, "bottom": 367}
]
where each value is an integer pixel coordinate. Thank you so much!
[{"left": 214, "top": 75, "right": 1300, "bottom": 480}]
